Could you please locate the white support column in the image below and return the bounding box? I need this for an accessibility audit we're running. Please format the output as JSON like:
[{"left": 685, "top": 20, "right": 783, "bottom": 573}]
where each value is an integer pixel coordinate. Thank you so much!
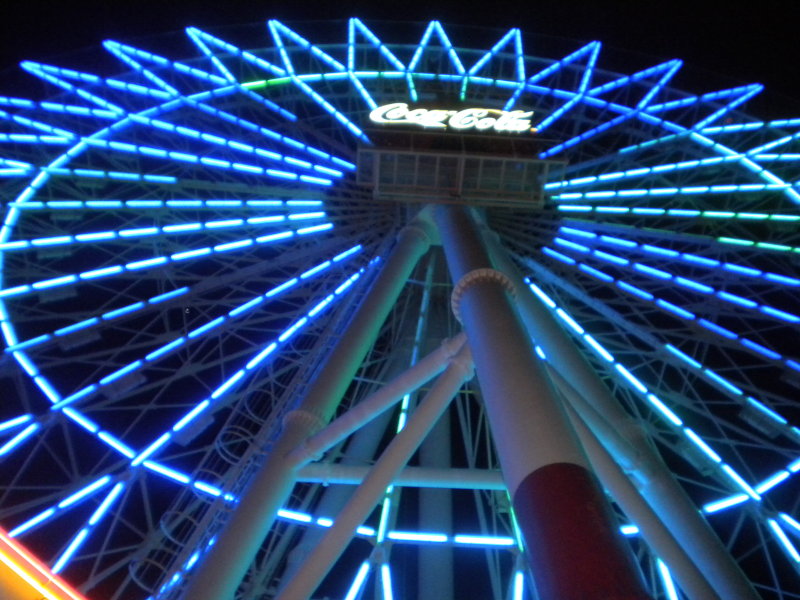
[
  {"left": 435, "top": 205, "right": 650, "bottom": 600},
  {"left": 275, "top": 345, "right": 474, "bottom": 600},
  {"left": 181, "top": 218, "right": 434, "bottom": 600},
  {"left": 288, "top": 333, "right": 466, "bottom": 467},
  {"left": 419, "top": 409, "right": 453, "bottom": 600},
  {"left": 483, "top": 229, "right": 761, "bottom": 600},
  {"left": 278, "top": 408, "right": 394, "bottom": 593}
]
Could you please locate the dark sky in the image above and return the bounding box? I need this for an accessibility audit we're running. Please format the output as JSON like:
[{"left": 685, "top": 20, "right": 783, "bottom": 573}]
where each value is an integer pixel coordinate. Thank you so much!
[{"left": 1, "top": 0, "right": 799, "bottom": 117}]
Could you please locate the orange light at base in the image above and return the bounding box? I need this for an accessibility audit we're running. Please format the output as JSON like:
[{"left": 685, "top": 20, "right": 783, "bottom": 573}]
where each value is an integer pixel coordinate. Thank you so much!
[{"left": 0, "top": 527, "right": 88, "bottom": 600}]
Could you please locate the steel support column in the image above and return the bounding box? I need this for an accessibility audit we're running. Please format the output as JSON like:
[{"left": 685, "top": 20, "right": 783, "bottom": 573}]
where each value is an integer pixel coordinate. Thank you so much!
[
  {"left": 483, "top": 229, "right": 760, "bottom": 600},
  {"left": 288, "top": 333, "right": 466, "bottom": 467},
  {"left": 275, "top": 344, "right": 474, "bottom": 600},
  {"left": 419, "top": 410, "right": 453, "bottom": 600},
  {"left": 181, "top": 218, "right": 434, "bottom": 600},
  {"left": 434, "top": 205, "right": 650, "bottom": 600}
]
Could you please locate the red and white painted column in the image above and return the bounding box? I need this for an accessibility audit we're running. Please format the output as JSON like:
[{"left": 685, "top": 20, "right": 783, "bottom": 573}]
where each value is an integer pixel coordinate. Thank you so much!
[
  {"left": 483, "top": 229, "right": 758, "bottom": 600},
  {"left": 435, "top": 204, "right": 651, "bottom": 600}
]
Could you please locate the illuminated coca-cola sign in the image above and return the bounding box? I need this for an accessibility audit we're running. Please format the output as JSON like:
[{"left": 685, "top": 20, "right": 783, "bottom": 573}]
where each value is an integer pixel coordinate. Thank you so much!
[{"left": 369, "top": 103, "right": 535, "bottom": 134}]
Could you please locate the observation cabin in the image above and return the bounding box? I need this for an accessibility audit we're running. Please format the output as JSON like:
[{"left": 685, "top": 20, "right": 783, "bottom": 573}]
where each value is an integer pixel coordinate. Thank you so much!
[{"left": 357, "top": 113, "right": 565, "bottom": 208}]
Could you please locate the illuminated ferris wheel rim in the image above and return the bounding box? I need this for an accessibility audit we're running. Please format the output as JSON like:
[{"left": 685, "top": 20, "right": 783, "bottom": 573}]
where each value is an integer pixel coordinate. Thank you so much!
[
  {"left": 2, "top": 16, "right": 799, "bottom": 419},
  {"left": 2, "top": 19, "right": 799, "bottom": 200},
  {"left": 2, "top": 18, "right": 798, "bottom": 306},
  {"left": 0, "top": 17, "right": 798, "bottom": 600}
]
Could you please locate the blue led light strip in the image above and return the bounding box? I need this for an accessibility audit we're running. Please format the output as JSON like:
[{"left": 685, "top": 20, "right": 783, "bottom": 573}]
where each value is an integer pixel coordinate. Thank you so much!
[
  {"left": 0, "top": 157, "right": 33, "bottom": 170},
  {"left": 539, "top": 104, "right": 645, "bottom": 160},
  {"left": 44, "top": 65, "right": 334, "bottom": 197},
  {"left": 12, "top": 59, "right": 173, "bottom": 111},
  {"left": 535, "top": 55, "right": 683, "bottom": 159},
  {"left": 0, "top": 133, "right": 71, "bottom": 144},
  {"left": 466, "top": 28, "right": 524, "bottom": 85},
  {"left": 51, "top": 481, "right": 127, "bottom": 573},
  {"left": 526, "top": 278, "right": 764, "bottom": 502},
  {"left": 48, "top": 244, "right": 356, "bottom": 414},
  {"left": 12, "top": 165, "right": 176, "bottom": 184},
  {"left": 0, "top": 211, "right": 326, "bottom": 253},
  {"left": 56, "top": 260, "right": 377, "bottom": 493},
  {"left": 0, "top": 106, "right": 76, "bottom": 138},
  {"left": 748, "top": 129, "right": 800, "bottom": 159},
  {"left": 20, "top": 61, "right": 125, "bottom": 115},
  {"left": 102, "top": 40, "right": 229, "bottom": 96},
  {"left": 557, "top": 226, "right": 800, "bottom": 323},
  {"left": 123, "top": 113, "right": 339, "bottom": 177},
  {"left": 101, "top": 41, "right": 180, "bottom": 96},
  {"left": 184, "top": 27, "right": 285, "bottom": 77},
  {"left": 431, "top": 21, "right": 465, "bottom": 75},
  {"left": 276, "top": 506, "right": 633, "bottom": 549},
  {"left": 185, "top": 27, "right": 297, "bottom": 122},
  {"left": 552, "top": 182, "right": 795, "bottom": 201},
  {"left": 380, "top": 563, "right": 394, "bottom": 600},
  {"left": 187, "top": 91, "right": 354, "bottom": 171},
  {"left": 700, "top": 118, "right": 800, "bottom": 136},
  {"left": 560, "top": 214, "right": 800, "bottom": 260},
  {"left": 0, "top": 221, "right": 333, "bottom": 300},
  {"left": 0, "top": 414, "right": 33, "bottom": 433},
  {"left": 268, "top": 20, "right": 369, "bottom": 143},
  {"left": 276, "top": 508, "right": 519, "bottom": 547},
  {"left": 504, "top": 40, "right": 600, "bottom": 111},
  {"left": 534, "top": 41, "right": 600, "bottom": 132},
  {"left": 407, "top": 21, "right": 465, "bottom": 75},
  {"left": 545, "top": 153, "right": 746, "bottom": 191},
  {"left": 7, "top": 462, "right": 228, "bottom": 542},
  {"left": 8, "top": 475, "right": 115, "bottom": 537},
  {"left": 538, "top": 245, "right": 800, "bottom": 493},
  {"left": 145, "top": 538, "right": 218, "bottom": 600},
  {"left": 5, "top": 286, "right": 190, "bottom": 353},
  {"left": 0, "top": 422, "right": 40, "bottom": 456},
  {"left": 657, "top": 560, "right": 680, "bottom": 600},
  {"left": 556, "top": 204, "right": 800, "bottom": 226},
  {"left": 502, "top": 59, "right": 799, "bottom": 203},
  {"left": 345, "top": 20, "right": 399, "bottom": 111},
  {"left": 753, "top": 153, "right": 800, "bottom": 162},
  {"left": 645, "top": 84, "right": 762, "bottom": 122},
  {"left": 30, "top": 263, "right": 375, "bottom": 534},
  {"left": 767, "top": 519, "right": 800, "bottom": 565},
  {"left": 344, "top": 561, "right": 372, "bottom": 600},
  {"left": 588, "top": 59, "right": 682, "bottom": 99},
  {"left": 664, "top": 344, "right": 799, "bottom": 444},
  {"left": 80, "top": 135, "right": 333, "bottom": 186},
  {"left": 0, "top": 235, "right": 339, "bottom": 460},
  {"left": 348, "top": 19, "right": 407, "bottom": 73},
  {"left": 460, "top": 28, "right": 525, "bottom": 102},
  {"left": 126, "top": 260, "right": 368, "bottom": 476},
  {"left": 6, "top": 199, "right": 324, "bottom": 211},
  {"left": 543, "top": 242, "right": 800, "bottom": 373}
]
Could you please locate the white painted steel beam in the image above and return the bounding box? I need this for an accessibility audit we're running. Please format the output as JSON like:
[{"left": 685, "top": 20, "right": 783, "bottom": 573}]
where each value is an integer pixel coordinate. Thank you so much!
[
  {"left": 296, "top": 463, "right": 504, "bottom": 489},
  {"left": 181, "top": 218, "right": 435, "bottom": 600},
  {"left": 275, "top": 345, "right": 474, "bottom": 600}
]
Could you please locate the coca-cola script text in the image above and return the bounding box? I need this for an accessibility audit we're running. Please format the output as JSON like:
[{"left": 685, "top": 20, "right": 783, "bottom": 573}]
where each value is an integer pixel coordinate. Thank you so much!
[{"left": 369, "top": 103, "right": 535, "bottom": 134}]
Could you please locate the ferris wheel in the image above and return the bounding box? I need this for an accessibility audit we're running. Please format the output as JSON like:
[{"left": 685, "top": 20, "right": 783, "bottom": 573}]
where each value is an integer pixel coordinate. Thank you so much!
[{"left": 0, "top": 18, "right": 799, "bottom": 600}]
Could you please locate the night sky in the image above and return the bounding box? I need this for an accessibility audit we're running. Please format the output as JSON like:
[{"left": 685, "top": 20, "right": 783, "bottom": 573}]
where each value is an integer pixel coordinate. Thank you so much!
[{"left": 1, "top": 0, "right": 799, "bottom": 118}]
